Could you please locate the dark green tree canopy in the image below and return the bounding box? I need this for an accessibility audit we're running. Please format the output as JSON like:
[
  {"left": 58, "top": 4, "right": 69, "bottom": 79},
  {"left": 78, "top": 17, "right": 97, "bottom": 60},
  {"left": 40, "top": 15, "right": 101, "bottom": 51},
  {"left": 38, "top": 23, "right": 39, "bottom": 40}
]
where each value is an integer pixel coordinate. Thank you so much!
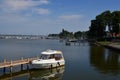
[
  {"left": 59, "top": 29, "right": 86, "bottom": 39},
  {"left": 88, "top": 10, "right": 120, "bottom": 40},
  {"left": 74, "top": 31, "right": 82, "bottom": 39},
  {"left": 59, "top": 29, "right": 74, "bottom": 39}
]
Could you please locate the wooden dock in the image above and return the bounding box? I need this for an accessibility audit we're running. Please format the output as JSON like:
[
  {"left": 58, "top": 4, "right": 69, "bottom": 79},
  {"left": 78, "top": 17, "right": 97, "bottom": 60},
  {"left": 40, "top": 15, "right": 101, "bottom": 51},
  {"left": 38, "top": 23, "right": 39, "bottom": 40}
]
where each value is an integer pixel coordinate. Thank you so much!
[{"left": 0, "top": 57, "right": 39, "bottom": 73}]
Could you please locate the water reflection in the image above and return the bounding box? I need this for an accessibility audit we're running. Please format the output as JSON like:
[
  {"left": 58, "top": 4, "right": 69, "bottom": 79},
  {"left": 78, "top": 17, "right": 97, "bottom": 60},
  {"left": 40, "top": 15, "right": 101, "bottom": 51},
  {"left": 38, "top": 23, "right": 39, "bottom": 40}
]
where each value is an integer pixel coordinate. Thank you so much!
[
  {"left": 90, "top": 46, "right": 120, "bottom": 75},
  {"left": 29, "top": 67, "right": 65, "bottom": 80},
  {"left": 0, "top": 70, "right": 30, "bottom": 80},
  {"left": 0, "top": 66, "right": 64, "bottom": 80}
]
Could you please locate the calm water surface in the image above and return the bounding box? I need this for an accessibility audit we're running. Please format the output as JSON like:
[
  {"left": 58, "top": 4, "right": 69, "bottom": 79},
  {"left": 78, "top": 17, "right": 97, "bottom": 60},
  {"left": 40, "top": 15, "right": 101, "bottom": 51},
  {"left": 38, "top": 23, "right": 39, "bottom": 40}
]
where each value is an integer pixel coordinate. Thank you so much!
[{"left": 0, "top": 39, "right": 120, "bottom": 80}]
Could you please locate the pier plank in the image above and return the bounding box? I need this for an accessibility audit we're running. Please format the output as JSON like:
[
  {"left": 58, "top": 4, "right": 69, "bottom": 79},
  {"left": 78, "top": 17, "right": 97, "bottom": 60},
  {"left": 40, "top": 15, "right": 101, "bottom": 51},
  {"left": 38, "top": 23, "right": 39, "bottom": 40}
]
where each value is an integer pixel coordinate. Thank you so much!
[{"left": 0, "top": 57, "right": 38, "bottom": 68}]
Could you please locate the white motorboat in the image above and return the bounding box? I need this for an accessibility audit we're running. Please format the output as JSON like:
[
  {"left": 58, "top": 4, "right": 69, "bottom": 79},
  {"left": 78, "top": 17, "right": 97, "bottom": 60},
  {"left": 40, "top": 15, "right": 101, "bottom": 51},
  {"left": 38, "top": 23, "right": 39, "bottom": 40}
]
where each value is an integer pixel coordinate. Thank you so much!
[{"left": 31, "top": 49, "right": 65, "bottom": 69}]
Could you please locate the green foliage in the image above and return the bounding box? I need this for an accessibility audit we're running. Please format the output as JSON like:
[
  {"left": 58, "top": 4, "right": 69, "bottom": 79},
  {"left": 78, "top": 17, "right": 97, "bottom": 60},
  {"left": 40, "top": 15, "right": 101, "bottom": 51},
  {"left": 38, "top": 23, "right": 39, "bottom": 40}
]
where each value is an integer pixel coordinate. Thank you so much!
[
  {"left": 59, "top": 29, "right": 87, "bottom": 39},
  {"left": 48, "top": 34, "right": 59, "bottom": 37},
  {"left": 98, "top": 41, "right": 112, "bottom": 45},
  {"left": 89, "top": 19, "right": 106, "bottom": 39},
  {"left": 74, "top": 31, "right": 82, "bottom": 39},
  {"left": 59, "top": 29, "right": 74, "bottom": 39},
  {"left": 111, "top": 11, "right": 120, "bottom": 34},
  {"left": 88, "top": 10, "right": 120, "bottom": 40}
]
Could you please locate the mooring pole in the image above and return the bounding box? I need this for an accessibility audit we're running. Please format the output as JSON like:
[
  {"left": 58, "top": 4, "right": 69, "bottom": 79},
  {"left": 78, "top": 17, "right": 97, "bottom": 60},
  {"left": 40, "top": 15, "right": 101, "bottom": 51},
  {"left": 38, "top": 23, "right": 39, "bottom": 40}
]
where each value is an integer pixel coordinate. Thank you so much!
[
  {"left": 10, "top": 60, "right": 13, "bottom": 73},
  {"left": 21, "top": 57, "right": 24, "bottom": 70},
  {"left": 27, "top": 58, "right": 30, "bottom": 70},
  {"left": 27, "top": 64, "right": 29, "bottom": 70},
  {"left": 3, "top": 59, "right": 6, "bottom": 73},
  {"left": 10, "top": 66, "right": 12, "bottom": 73},
  {"left": 3, "top": 67, "right": 6, "bottom": 74},
  {"left": 21, "top": 64, "right": 23, "bottom": 70}
]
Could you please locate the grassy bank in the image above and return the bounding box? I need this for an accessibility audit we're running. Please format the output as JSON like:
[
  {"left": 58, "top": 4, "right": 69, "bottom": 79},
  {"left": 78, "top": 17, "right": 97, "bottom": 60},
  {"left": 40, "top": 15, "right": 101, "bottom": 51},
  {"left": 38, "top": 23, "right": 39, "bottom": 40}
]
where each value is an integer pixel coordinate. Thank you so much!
[
  {"left": 96, "top": 41, "right": 120, "bottom": 51},
  {"left": 97, "top": 41, "right": 112, "bottom": 45}
]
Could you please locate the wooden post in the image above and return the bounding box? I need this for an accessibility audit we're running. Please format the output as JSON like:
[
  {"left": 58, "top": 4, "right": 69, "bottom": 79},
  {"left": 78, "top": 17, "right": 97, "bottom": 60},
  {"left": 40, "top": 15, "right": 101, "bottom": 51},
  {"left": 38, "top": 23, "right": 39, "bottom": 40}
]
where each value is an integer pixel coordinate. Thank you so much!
[
  {"left": 3, "top": 67, "right": 6, "bottom": 74},
  {"left": 10, "top": 60, "right": 12, "bottom": 66},
  {"left": 10, "top": 66, "right": 12, "bottom": 73},
  {"left": 21, "top": 64, "right": 23, "bottom": 70},
  {"left": 27, "top": 64, "right": 29, "bottom": 70},
  {"left": 21, "top": 57, "right": 23, "bottom": 70},
  {"left": 27, "top": 58, "right": 29, "bottom": 70},
  {"left": 10, "top": 60, "right": 12, "bottom": 73},
  {"left": 4, "top": 59, "right": 6, "bottom": 65},
  {"left": 3, "top": 59, "right": 6, "bottom": 73}
]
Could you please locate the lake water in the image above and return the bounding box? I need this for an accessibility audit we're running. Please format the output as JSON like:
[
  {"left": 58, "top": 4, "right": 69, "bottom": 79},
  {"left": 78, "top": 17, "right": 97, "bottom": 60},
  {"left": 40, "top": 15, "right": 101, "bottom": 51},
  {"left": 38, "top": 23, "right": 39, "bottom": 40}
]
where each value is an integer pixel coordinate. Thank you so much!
[{"left": 0, "top": 39, "right": 120, "bottom": 80}]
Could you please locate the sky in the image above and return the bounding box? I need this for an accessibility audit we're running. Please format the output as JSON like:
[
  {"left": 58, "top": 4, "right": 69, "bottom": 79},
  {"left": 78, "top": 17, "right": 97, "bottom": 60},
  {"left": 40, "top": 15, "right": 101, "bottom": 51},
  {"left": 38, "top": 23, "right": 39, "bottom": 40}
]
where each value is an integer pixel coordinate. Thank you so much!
[{"left": 0, "top": 0, "right": 120, "bottom": 35}]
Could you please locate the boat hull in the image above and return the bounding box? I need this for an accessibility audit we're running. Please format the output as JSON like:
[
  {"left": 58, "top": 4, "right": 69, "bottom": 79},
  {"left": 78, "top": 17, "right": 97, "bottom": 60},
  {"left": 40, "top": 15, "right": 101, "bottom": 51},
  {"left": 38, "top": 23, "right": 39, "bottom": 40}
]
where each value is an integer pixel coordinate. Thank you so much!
[{"left": 31, "top": 59, "right": 65, "bottom": 69}]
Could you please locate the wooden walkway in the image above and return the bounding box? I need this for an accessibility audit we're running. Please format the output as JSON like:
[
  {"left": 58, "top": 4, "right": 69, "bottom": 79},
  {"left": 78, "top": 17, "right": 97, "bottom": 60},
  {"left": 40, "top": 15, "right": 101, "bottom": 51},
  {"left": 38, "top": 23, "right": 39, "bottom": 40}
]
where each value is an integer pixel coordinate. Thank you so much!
[{"left": 0, "top": 57, "right": 39, "bottom": 73}]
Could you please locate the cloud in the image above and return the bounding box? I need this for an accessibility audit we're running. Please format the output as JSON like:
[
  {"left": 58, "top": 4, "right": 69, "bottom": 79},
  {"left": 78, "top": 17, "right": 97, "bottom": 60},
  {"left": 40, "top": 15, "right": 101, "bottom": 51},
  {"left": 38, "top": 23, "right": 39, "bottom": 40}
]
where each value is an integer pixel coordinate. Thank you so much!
[
  {"left": 0, "top": 12, "right": 89, "bottom": 34},
  {"left": 35, "top": 8, "right": 50, "bottom": 15},
  {"left": 0, "top": 0, "right": 89, "bottom": 34},
  {"left": 59, "top": 14, "right": 83, "bottom": 20},
  {"left": 3, "top": 0, "right": 33, "bottom": 10},
  {"left": 0, "top": 0, "right": 50, "bottom": 14},
  {"left": 39, "top": 0, "right": 49, "bottom": 5}
]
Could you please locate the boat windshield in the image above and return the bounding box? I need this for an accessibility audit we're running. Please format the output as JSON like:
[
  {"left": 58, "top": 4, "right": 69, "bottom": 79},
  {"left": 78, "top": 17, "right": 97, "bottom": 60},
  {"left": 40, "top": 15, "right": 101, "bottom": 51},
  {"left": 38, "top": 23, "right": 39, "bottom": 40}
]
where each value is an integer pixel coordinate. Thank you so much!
[
  {"left": 40, "top": 54, "right": 50, "bottom": 60},
  {"left": 40, "top": 54, "right": 63, "bottom": 60}
]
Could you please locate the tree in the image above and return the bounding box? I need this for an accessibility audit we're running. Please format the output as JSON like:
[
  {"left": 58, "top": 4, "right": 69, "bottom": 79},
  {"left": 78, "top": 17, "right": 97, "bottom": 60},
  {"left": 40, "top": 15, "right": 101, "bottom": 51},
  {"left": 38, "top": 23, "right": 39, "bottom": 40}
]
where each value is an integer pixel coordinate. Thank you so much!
[
  {"left": 88, "top": 10, "right": 120, "bottom": 41},
  {"left": 74, "top": 31, "right": 82, "bottom": 39},
  {"left": 59, "top": 29, "right": 74, "bottom": 39},
  {"left": 88, "top": 19, "right": 105, "bottom": 40},
  {"left": 111, "top": 11, "right": 120, "bottom": 35},
  {"left": 96, "top": 10, "right": 112, "bottom": 32}
]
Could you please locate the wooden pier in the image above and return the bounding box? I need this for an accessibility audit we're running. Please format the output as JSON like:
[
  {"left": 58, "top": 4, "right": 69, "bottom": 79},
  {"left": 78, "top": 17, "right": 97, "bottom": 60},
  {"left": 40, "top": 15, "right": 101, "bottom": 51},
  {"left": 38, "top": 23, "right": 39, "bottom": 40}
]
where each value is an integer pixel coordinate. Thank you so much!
[{"left": 0, "top": 57, "right": 39, "bottom": 73}]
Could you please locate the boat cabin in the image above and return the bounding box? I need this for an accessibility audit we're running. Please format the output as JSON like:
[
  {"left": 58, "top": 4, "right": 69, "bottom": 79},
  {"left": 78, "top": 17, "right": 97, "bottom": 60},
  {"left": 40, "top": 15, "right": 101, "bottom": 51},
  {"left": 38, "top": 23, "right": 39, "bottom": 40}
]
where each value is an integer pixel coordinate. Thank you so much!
[{"left": 40, "top": 50, "right": 64, "bottom": 60}]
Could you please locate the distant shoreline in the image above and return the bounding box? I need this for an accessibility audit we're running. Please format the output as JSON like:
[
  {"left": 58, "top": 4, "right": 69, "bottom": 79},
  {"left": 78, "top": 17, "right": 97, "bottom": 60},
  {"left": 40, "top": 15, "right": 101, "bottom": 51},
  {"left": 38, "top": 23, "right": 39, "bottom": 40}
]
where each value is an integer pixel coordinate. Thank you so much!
[{"left": 0, "top": 35, "right": 59, "bottom": 40}]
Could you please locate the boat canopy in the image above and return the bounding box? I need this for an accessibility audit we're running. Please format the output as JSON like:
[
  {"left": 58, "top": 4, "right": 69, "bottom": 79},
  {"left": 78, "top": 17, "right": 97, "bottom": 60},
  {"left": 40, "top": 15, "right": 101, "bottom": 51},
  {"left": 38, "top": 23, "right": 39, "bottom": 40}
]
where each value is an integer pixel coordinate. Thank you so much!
[{"left": 41, "top": 49, "right": 62, "bottom": 55}]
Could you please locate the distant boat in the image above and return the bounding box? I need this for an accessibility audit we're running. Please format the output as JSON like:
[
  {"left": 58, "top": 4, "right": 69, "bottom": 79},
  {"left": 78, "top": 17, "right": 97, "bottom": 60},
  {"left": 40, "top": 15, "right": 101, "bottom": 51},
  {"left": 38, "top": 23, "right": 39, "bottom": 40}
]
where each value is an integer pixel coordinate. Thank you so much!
[
  {"left": 67, "top": 39, "right": 78, "bottom": 42},
  {"left": 31, "top": 49, "right": 65, "bottom": 69}
]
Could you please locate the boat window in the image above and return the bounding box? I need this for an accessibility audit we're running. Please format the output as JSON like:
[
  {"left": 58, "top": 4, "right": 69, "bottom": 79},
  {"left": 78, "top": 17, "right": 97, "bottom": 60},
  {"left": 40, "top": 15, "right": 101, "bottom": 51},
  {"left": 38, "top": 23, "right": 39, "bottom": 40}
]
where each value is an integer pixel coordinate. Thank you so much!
[
  {"left": 49, "top": 54, "right": 55, "bottom": 59},
  {"left": 55, "top": 54, "right": 62, "bottom": 60},
  {"left": 40, "top": 54, "right": 50, "bottom": 59}
]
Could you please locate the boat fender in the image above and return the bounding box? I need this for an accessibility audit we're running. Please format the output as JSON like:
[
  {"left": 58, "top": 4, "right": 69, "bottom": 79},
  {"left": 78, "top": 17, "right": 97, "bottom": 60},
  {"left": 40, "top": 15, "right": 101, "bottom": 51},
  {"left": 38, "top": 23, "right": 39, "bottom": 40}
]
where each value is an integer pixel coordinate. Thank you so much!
[
  {"left": 50, "top": 64, "right": 53, "bottom": 69},
  {"left": 57, "top": 62, "right": 60, "bottom": 67}
]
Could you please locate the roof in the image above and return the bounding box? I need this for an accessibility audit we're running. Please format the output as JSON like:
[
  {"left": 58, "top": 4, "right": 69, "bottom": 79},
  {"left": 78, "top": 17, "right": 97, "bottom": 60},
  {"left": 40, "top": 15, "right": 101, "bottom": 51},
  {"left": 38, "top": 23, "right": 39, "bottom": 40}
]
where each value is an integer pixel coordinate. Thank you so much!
[{"left": 41, "top": 49, "right": 63, "bottom": 55}]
